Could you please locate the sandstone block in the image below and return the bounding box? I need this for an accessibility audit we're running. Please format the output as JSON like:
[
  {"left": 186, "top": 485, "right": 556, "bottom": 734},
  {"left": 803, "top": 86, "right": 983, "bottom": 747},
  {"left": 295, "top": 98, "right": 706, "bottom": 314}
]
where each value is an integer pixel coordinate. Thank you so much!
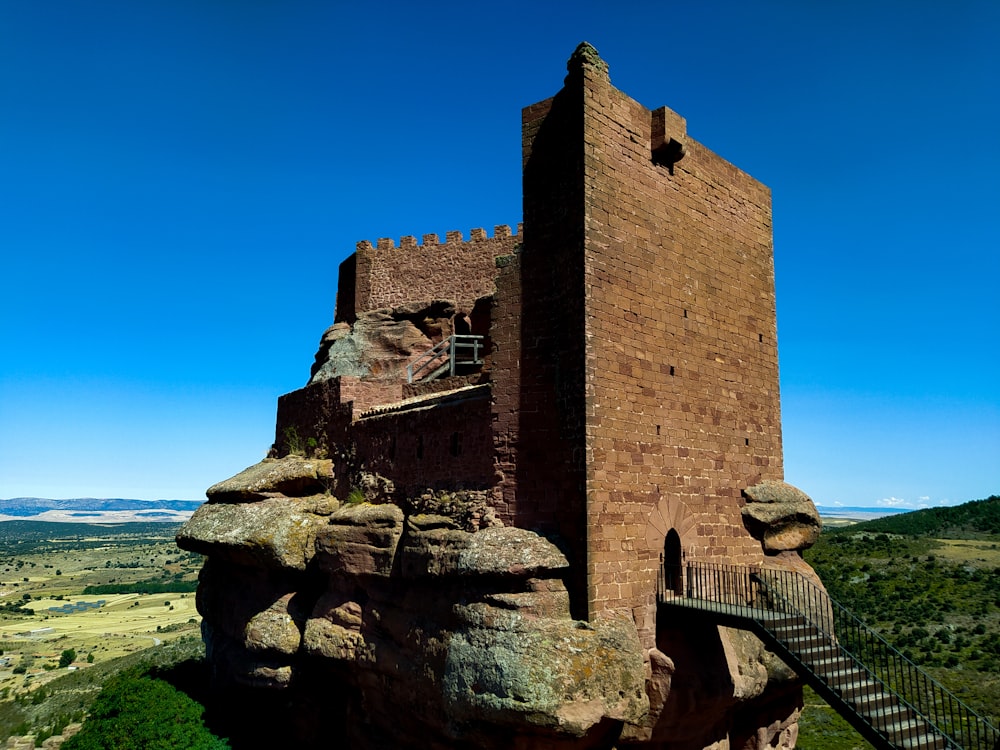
[
  {"left": 442, "top": 614, "right": 648, "bottom": 737},
  {"left": 176, "top": 496, "right": 322, "bottom": 570},
  {"left": 314, "top": 502, "right": 404, "bottom": 577},
  {"left": 742, "top": 480, "right": 821, "bottom": 553},
  {"left": 206, "top": 456, "right": 334, "bottom": 502},
  {"left": 195, "top": 560, "right": 306, "bottom": 655},
  {"left": 203, "top": 620, "right": 295, "bottom": 690},
  {"left": 401, "top": 525, "right": 568, "bottom": 578}
]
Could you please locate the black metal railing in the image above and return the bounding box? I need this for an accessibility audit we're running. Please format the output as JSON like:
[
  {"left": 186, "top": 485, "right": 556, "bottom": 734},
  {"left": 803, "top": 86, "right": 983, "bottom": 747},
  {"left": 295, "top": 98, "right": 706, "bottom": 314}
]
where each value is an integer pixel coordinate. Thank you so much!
[
  {"left": 658, "top": 560, "right": 999, "bottom": 750},
  {"left": 406, "top": 334, "right": 484, "bottom": 383}
]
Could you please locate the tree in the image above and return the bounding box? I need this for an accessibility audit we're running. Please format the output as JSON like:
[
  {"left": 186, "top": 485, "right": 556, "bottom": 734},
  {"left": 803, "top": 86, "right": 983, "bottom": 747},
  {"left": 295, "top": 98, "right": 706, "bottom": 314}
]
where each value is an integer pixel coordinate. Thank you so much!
[
  {"left": 58, "top": 649, "right": 76, "bottom": 668},
  {"left": 61, "top": 667, "right": 228, "bottom": 750}
]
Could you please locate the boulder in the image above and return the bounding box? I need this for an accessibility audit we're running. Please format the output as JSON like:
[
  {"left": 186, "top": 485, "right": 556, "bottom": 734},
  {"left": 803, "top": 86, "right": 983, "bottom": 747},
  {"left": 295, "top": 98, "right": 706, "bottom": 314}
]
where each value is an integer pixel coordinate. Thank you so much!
[
  {"left": 400, "top": 524, "right": 569, "bottom": 578},
  {"left": 196, "top": 560, "right": 306, "bottom": 656},
  {"left": 442, "top": 613, "right": 648, "bottom": 737},
  {"left": 314, "top": 502, "right": 405, "bottom": 577},
  {"left": 206, "top": 456, "right": 334, "bottom": 502},
  {"left": 177, "top": 496, "right": 324, "bottom": 571},
  {"left": 310, "top": 301, "right": 458, "bottom": 384},
  {"left": 202, "top": 620, "right": 295, "bottom": 690},
  {"left": 742, "top": 480, "right": 822, "bottom": 553}
]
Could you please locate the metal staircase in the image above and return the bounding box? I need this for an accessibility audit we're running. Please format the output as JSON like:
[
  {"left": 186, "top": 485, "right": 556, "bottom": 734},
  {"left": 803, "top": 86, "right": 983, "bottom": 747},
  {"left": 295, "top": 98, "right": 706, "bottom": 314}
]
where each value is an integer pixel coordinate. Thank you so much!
[
  {"left": 406, "top": 334, "right": 484, "bottom": 383},
  {"left": 657, "top": 560, "right": 999, "bottom": 750}
]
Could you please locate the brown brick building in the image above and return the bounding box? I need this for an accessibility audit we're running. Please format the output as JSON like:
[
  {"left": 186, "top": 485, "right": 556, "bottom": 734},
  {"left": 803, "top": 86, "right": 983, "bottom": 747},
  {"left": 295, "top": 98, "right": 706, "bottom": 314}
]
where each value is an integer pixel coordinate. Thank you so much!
[{"left": 275, "top": 42, "right": 781, "bottom": 638}]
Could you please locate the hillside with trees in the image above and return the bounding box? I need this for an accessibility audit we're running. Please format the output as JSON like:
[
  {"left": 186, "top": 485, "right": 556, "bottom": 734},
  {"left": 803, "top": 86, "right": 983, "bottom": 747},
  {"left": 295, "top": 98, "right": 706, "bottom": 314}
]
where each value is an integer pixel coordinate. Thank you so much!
[{"left": 798, "top": 495, "right": 1000, "bottom": 748}]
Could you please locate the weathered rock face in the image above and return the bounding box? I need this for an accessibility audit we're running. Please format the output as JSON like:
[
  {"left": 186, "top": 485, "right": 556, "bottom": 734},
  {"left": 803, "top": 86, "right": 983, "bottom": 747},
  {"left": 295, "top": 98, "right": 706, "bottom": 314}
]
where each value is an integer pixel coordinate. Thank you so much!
[
  {"left": 179, "top": 458, "right": 814, "bottom": 749},
  {"left": 741, "top": 481, "right": 822, "bottom": 554},
  {"left": 310, "top": 300, "right": 459, "bottom": 383},
  {"left": 179, "top": 460, "right": 656, "bottom": 748}
]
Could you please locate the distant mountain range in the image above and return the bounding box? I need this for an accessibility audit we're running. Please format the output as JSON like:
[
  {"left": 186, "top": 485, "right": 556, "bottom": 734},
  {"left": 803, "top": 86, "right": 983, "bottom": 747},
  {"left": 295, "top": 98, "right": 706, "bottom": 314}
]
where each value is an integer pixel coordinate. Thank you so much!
[
  {"left": 0, "top": 497, "right": 203, "bottom": 522},
  {"left": 815, "top": 505, "right": 909, "bottom": 519}
]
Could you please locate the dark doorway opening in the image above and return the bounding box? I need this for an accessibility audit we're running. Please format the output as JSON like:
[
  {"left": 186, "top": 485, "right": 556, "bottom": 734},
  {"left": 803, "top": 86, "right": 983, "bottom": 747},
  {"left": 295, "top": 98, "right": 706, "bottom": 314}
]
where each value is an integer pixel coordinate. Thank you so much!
[{"left": 664, "top": 528, "right": 683, "bottom": 596}]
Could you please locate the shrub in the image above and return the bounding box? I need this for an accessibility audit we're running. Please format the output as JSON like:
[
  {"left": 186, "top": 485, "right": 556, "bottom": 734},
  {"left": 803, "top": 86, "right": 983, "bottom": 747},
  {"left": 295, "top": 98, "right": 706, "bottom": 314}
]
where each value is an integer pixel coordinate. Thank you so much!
[{"left": 61, "top": 667, "right": 228, "bottom": 750}]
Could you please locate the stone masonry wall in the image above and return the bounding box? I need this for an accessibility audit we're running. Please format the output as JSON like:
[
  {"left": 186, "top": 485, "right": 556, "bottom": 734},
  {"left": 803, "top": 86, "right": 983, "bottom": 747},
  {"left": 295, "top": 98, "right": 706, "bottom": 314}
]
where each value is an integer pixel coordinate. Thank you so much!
[
  {"left": 490, "top": 89, "right": 592, "bottom": 620},
  {"left": 343, "top": 226, "right": 520, "bottom": 321},
  {"left": 576, "top": 56, "right": 781, "bottom": 624},
  {"left": 353, "top": 387, "right": 494, "bottom": 496}
]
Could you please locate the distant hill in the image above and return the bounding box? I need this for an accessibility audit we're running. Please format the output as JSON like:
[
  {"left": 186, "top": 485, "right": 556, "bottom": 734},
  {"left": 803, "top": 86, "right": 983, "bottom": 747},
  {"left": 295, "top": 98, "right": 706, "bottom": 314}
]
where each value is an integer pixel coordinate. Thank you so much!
[
  {"left": 825, "top": 495, "right": 1000, "bottom": 538},
  {"left": 815, "top": 506, "right": 908, "bottom": 522},
  {"left": 0, "top": 497, "right": 202, "bottom": 523},
  {"left": 0, "top": 520, "right": 185, "bottom": 549}
]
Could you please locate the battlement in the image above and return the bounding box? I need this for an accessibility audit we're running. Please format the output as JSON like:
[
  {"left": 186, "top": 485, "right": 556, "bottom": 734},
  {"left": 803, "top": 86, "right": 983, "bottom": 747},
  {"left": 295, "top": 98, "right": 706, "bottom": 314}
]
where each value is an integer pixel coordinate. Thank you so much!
[
  {"left": 357, "top": 223, "right": 522, "bottom": 252},
  {"left": 337, "top": 224, "right": 521, "bottom": 323}
]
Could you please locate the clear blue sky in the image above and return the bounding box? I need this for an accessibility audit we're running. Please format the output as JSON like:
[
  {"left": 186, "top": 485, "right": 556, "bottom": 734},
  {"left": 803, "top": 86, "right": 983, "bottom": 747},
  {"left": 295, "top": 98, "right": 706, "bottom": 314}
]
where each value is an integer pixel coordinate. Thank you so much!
[{"left": 1, "top": 1, "right": 997, "bottom": 508}]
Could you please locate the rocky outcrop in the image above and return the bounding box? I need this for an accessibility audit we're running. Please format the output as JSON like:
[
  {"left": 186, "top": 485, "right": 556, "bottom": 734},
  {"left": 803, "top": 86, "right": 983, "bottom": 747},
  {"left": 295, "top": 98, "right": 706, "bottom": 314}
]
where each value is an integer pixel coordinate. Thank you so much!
[
  {"left": 179, "top": 457, "right": 817, "bottom": 748},
  {"left": 741, "top": 481, "right": 822, "bottom": 553},
  {"left": 179, "top": 462, "right": 653, "bottom": 748},
  {"left": 310, "top": 300, "right": 459, "bottom": 383}
]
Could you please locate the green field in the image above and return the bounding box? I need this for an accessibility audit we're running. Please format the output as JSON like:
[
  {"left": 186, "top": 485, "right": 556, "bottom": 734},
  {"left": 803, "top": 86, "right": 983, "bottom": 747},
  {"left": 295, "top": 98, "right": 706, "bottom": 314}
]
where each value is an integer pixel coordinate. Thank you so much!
[{"left": 0, "top": 522, "right": 203, "bottom": 742}]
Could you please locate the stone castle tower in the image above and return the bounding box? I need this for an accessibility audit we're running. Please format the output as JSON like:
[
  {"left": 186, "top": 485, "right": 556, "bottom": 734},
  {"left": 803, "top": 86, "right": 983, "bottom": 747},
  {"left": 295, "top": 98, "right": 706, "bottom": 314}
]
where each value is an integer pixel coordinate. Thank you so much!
[{"left": 179, "top": 43, "right": 821, "bottom": 749}]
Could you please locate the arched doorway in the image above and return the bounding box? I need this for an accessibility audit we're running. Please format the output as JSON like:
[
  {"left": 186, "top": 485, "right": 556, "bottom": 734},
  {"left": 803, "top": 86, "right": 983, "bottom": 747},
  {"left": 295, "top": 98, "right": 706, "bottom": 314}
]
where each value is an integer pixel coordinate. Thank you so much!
[{"left": 664, "top": 528, "right": 683, "bottom": 596}]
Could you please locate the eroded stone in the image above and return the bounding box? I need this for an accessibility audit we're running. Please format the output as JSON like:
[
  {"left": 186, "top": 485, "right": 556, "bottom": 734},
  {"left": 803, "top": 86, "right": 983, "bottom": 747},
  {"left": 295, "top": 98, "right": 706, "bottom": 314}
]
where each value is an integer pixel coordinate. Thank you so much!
[{"left": 206, "top": 456, "right": 334, "bottom": 503}]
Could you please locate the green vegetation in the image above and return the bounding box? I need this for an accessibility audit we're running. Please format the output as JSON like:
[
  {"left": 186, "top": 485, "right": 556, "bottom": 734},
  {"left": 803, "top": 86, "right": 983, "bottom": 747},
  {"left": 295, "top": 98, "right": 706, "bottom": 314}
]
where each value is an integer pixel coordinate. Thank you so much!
[
  {"left": 829, "top": 496, "right": 1000, "bottom": 539},
  {"left": 0, "top": 521, "right": 204, "bottom": 744},
  {"left": 83, "top": 579, "right": 198, "bottom": 595},
  {"left": 58, "top": 649, "right": 76, "bottom": 669},
  {"left": 796, "top": 685, "right": 873, "bottom": 750},
  {"left": 62, "top": 664, "right": 228, "bottom": 750},
  {"left": 282, "top": 426, "right": 319, "bottom": 457},
  {"left": 797, "top": 495, "right": 1000, "bottom": 746},
  {"left": 0, "top": 521, "right": 183, "bottom": 553},
  {"left": 0, "top": 636, "right": 206, "bottom": 743}
]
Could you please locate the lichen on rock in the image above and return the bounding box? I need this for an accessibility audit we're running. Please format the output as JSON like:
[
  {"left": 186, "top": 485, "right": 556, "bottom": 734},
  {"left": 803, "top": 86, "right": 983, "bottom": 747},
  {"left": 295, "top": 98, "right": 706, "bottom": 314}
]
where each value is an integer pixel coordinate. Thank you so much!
[{"left": 742, "top": 480, "right": 822, "bottom": 553}]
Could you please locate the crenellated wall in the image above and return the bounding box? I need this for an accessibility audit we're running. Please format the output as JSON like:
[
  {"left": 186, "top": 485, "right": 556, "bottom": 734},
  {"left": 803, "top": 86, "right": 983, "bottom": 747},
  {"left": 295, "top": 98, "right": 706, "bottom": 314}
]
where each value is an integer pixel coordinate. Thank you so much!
[{"left": 336, "top": 225, "right": 521, "bottom": 323}]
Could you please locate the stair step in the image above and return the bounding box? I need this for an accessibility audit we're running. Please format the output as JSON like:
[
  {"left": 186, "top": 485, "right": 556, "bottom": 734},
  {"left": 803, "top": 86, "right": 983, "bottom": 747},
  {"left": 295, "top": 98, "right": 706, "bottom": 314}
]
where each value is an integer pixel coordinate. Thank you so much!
[
  {"left": 851, "top": 690, "right": 901, "bottom": 713},
  {"left": 798, "top": 644, "right": 841, "bottom": 661},
  {"left": 894, "top": 729, "right": 948, "bottom": 749},
  {"left": 861, "top": 703, "right": 908, "bottom": 725},
  {"left": 776, "top": 632, "right": 828, "bottom": 649},
  {"left": 897, "top": 734, "right": 948, "bottom": 750},
  {"left": 771, "top": 625, "right": 830, "bottom": 643},
  {"left": 881, "top": 716, "right": 925, "bottom": 736},
  {"left": 806, "top": 654, "right": 852, "bottom": 672},
  {"left": 765, "top": 614, "right": 807, "bottom": 628},
  {"left": 834, "top": 677, "right": 880, "bottom": 699},
  {"left": 819, "top": 665, "right": 869, "bottom": 684}
]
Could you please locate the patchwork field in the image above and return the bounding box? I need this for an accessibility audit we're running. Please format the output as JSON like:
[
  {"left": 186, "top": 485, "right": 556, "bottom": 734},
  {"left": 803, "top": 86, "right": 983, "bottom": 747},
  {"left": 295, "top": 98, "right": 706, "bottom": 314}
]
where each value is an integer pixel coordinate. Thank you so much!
[{"left": 0, "top": 522, "right": 201, "bottom": 700}]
